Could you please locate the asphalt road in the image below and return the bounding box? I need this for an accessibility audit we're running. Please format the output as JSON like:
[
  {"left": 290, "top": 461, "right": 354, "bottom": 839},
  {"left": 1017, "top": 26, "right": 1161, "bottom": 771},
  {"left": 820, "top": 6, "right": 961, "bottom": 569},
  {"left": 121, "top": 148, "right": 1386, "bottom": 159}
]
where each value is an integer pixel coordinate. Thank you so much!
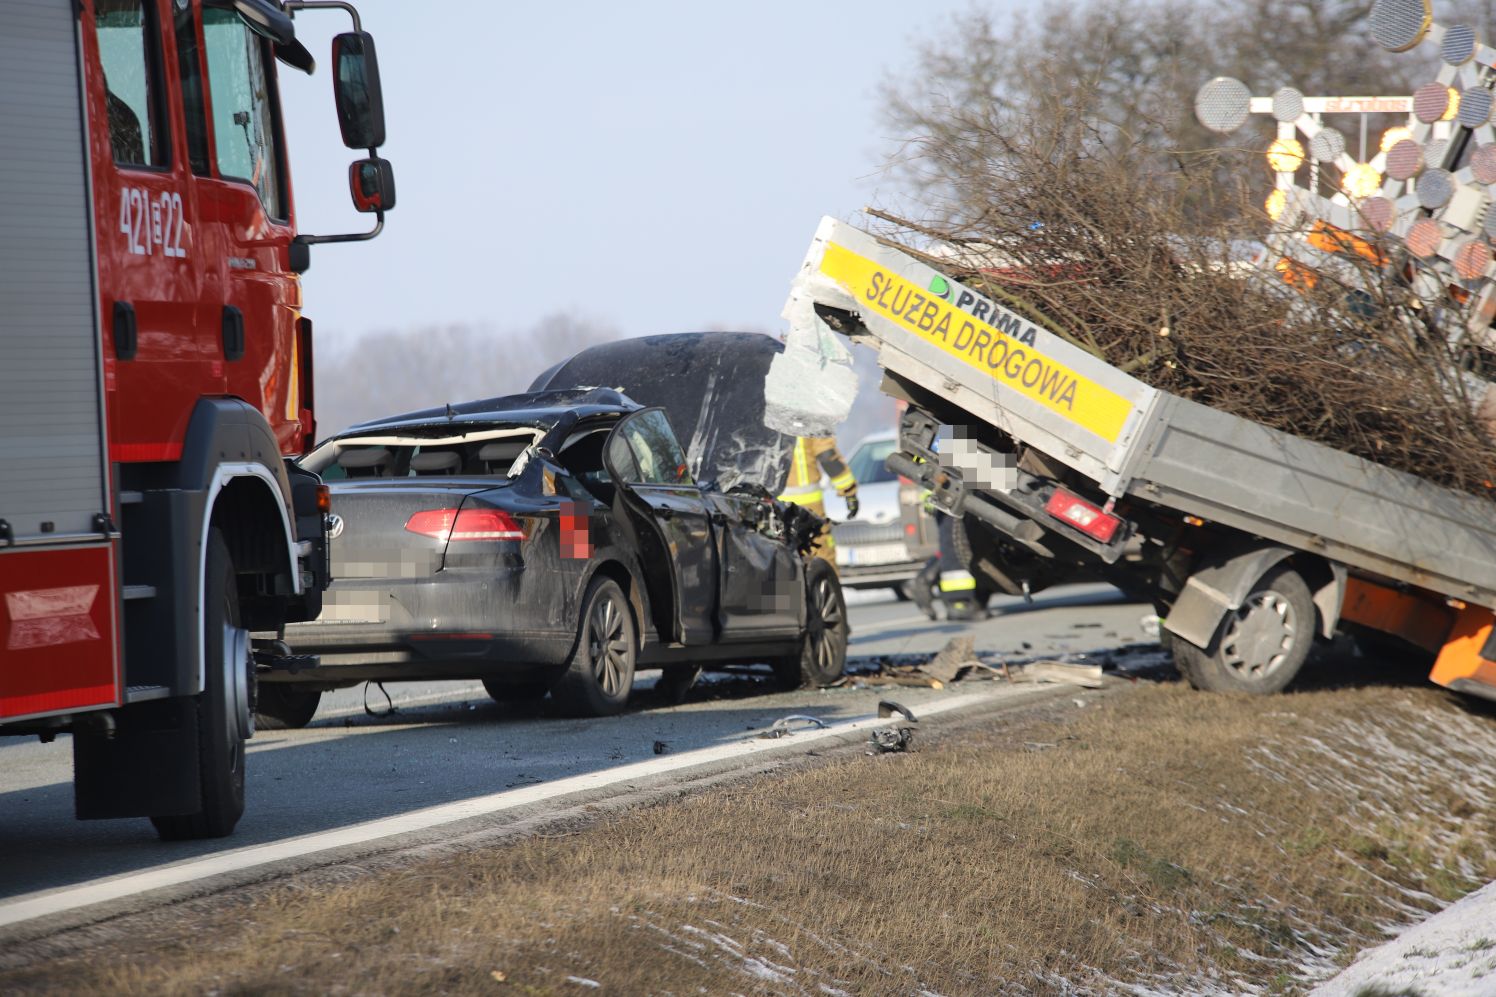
[{"left": 0, "top": 583, "right": 1151, "bottom": 924}]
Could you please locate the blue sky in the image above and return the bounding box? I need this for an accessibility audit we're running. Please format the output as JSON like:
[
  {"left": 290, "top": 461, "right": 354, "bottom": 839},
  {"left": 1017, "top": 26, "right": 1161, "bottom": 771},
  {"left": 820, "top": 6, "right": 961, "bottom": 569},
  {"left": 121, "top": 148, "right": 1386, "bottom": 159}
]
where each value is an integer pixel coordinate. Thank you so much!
[{"left": 278, "top": 0, "right": 1023, "bottom": 345}]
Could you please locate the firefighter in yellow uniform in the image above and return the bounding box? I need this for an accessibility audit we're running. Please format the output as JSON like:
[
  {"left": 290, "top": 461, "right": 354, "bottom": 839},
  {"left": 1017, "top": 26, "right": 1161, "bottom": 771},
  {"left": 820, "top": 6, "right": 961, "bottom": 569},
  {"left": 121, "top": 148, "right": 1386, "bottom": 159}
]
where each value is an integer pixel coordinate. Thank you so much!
[{"left": 777, "top": 435, "right": 859, "bottom": 566}]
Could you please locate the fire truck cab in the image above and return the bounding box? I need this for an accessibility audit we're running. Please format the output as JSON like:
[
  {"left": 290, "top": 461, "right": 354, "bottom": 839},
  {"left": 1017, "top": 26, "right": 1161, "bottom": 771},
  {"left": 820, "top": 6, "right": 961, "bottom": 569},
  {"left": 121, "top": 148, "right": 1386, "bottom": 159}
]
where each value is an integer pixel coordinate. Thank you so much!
[{"left": 0, "top": 0, "right": 392, "bottom": 838}]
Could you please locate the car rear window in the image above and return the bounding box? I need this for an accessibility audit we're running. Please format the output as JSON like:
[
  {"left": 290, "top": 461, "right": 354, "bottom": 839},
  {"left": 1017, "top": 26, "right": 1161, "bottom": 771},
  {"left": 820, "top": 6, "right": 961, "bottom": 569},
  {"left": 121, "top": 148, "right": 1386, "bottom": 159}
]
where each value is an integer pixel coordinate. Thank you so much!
[{"left": 307, "top": 429, "right": 542, "bottom": 480}]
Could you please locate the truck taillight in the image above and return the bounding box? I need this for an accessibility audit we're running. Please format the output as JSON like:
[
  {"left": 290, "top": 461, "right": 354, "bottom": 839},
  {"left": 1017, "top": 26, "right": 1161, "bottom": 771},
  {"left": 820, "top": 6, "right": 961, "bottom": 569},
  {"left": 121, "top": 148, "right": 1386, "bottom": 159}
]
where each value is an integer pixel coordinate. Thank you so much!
[
  {"left": 316, "top": 485, "right": 331, "bottom": 514},
  {"left": 1044, "top": 489, "right": 1122, "bottom": 543},
  {"left": 404, "top": 508, "right": 524, "bottom": 542}
]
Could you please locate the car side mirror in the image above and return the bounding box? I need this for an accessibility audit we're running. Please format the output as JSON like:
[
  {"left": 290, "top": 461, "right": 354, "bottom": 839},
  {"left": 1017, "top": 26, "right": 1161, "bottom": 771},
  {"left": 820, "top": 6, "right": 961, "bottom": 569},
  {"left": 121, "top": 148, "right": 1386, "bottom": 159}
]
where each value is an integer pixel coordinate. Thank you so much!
[
  {"left": 332, "top": 31, "right": 385, "bottom": 149},
  {"left": 349, "top": 157, "right": 396, "bottom": 213}
]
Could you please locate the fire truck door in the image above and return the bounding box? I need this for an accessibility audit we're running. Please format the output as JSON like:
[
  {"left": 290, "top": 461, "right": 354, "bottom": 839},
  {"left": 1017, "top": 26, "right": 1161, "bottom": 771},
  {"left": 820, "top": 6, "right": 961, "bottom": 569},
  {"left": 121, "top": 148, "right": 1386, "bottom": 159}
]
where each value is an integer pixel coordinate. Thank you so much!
[
  {"left": 86, "top": 0, "right": 211, "bottom": 462},
  {"left": 196, "top": 9, "right": 301, "bottom": 454}
]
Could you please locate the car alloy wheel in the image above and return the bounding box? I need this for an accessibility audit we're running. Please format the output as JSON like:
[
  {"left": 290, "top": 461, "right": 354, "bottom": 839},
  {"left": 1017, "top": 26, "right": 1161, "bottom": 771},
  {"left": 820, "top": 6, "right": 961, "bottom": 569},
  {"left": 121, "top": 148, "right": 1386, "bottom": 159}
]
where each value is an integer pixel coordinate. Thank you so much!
[
  {"left": 552, "top": 576, "right": 637, "bottom": 717},
  {"left": 588, "top": 592, "right": 631, "bottom": 697}
]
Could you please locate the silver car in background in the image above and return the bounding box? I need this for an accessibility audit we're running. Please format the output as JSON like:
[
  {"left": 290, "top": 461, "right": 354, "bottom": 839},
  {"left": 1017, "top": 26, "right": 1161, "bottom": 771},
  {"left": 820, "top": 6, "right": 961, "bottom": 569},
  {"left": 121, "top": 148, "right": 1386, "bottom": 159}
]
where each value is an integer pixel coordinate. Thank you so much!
[{"left": 824, "top": 432, "right": 938, "bottom": 598}]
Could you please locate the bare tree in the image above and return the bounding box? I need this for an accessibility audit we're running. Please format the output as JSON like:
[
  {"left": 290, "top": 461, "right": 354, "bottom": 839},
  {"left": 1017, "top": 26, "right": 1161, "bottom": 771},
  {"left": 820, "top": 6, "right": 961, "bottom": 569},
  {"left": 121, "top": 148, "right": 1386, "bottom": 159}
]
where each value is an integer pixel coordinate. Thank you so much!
[
  {"left": 314, "top": 312, "right": 622, "bottom": 437},
  {"left": 872, "top": 71, "right": 1496, "bottom": 495},
  {"left": 879, "top": 1, "right": 1418, "bottom": 226}
]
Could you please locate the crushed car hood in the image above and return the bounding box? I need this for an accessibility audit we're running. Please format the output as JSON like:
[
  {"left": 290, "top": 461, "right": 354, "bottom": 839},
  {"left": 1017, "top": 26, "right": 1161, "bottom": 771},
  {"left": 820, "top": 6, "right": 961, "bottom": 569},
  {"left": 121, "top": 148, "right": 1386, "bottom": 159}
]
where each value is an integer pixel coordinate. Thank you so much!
[{"left": 529, "top": 332, "right": 796, "bottom": 495}]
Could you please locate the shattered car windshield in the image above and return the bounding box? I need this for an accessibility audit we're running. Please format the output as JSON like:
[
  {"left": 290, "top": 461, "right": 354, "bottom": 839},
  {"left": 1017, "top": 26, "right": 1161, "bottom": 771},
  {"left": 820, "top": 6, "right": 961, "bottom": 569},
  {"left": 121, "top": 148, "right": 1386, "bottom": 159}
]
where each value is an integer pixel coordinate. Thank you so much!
[{"left": 302, "top": 426, "right": 543, "bottom": 480}]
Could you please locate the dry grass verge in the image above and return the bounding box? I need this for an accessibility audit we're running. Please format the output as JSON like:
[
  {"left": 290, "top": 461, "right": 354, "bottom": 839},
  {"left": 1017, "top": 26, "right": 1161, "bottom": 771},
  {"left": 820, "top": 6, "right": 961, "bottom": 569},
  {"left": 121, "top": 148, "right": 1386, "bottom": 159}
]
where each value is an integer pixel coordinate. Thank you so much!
[{"left": 8, "top": 682, "right": 1496, "bottom": 995}]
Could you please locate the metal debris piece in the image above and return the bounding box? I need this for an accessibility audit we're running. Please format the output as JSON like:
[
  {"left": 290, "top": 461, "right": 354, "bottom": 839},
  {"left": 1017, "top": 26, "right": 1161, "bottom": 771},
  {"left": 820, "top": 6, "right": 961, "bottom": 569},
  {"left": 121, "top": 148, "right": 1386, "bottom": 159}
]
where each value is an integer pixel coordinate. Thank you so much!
[
  {"left": 869, "top": 700, "right": 918, "bottom": 753},
  {"left": 924, "top": 635, "right": 980, "bottom": 684},
  {"left": 1007, "top": 661, "right": 1106, "bottom": 688},
  {"left": 756, "top": 715, "right": 829, "bottom": 739}
]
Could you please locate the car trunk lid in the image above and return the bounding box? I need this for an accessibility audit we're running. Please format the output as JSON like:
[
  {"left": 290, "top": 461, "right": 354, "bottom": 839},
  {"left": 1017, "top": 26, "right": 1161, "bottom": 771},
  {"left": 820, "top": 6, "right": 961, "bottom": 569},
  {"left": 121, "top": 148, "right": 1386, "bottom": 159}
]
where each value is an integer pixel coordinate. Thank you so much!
[{"left": 327, "top": 481, "right": 507, "bottom": 579}]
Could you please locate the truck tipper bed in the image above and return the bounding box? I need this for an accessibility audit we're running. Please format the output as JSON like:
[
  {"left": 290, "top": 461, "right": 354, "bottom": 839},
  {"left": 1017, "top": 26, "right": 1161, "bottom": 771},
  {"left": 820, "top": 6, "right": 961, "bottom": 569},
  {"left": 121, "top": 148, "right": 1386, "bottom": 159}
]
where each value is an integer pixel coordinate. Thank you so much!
[{"left": 784, "top": 216, "right": 1496, "bottom": 698}]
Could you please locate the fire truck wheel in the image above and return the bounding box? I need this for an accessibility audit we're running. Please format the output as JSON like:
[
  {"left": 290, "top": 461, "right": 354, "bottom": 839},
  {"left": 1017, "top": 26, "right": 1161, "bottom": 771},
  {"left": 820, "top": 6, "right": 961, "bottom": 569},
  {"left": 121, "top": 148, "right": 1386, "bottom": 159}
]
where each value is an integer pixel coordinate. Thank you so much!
[
  {"left": 255, "top": 683, "right": 322, "bottom": 730},
  {"left": 1171, "top": 566, "right": 1315, "bottom": 695},
  {"left": 152, "top": 529, "right": 248, "bottom": 840},
  {"left": 773, "top": 559, "right": 849, "bottom": 689}
]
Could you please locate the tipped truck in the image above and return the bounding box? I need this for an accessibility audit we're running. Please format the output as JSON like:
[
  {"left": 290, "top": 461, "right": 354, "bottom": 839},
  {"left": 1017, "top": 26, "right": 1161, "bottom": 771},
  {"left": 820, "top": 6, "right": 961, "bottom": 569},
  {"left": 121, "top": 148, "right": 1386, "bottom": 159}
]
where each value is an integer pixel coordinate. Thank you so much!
[{"left": 781, "top": 216, "right": 1496, "bottom": 697}]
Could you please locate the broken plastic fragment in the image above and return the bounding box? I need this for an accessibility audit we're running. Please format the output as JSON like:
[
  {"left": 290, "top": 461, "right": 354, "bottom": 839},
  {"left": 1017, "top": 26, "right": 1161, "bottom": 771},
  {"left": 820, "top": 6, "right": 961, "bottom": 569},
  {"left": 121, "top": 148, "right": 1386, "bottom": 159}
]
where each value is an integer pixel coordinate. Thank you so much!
[{"left": 765, "top": 269, "right": 858, "bottom": 436}]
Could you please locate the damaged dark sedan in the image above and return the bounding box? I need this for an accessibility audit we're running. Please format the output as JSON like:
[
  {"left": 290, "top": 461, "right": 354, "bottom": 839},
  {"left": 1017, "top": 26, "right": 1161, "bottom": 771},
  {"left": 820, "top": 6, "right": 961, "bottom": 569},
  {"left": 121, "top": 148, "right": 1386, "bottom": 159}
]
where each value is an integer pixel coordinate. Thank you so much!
[{"left": 258, "top": 333, "right": 848, "bottom": 728}]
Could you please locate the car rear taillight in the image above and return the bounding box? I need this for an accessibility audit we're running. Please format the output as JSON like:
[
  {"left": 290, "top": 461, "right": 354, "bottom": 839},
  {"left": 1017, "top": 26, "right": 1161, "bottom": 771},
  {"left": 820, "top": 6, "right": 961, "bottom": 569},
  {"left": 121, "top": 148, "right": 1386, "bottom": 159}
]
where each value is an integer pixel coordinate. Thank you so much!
[
  {"left": 1044, "top": 489, "right": 1122, "bottom": 543},
  {"left": 404, "top": 508, "right": 524, "bottom": 542}
]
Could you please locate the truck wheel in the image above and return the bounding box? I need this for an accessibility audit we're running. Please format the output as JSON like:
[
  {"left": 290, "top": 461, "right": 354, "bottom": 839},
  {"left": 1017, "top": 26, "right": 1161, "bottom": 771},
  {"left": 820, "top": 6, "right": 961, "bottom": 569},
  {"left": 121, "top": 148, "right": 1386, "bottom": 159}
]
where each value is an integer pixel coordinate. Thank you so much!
[
  {"left": 774, "top": 558, "right": 849, "bottom": 689},
  {"left": 550, "top": 577, "right": 636, "bottom": 717},
  {"left": 1171, "top": 566, "right": 1315, "bottom": 695},
  {"left": 152, "top": 529, "right": 249, "bottom": 840},
  {"left": 254, "top": 684, "right": 322, "bottom": 730}
]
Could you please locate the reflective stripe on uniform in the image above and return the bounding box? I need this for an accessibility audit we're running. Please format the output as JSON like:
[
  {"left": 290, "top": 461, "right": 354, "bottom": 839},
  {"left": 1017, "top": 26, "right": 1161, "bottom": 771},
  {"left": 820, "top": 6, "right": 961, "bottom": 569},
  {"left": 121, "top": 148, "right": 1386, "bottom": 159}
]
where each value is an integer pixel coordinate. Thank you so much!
[
  {"left": 779, "top": 437, "right": 824, "bottom": 504},
  {"left": 829, "top": 469, "right": 856, "bottom": 493},
  {"left": 938, "top": 570, "right": 977, "bottom": 592},
  {"left": 793, "top": 437, "right": 810, "bottom": 486},
  {"left": 779, "top": 489, "right": 824, "bottom": 506}
]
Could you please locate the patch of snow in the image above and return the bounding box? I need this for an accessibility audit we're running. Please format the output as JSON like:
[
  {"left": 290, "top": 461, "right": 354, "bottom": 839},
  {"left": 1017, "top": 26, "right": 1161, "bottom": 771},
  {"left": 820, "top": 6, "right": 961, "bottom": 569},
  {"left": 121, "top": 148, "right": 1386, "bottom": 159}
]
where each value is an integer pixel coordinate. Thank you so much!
[
  {"left": 565, "top": 976, "right": 601, "bottom": 989},
  {"left": 1312, "top": 879, "right": 1496, "bottom": 996}
]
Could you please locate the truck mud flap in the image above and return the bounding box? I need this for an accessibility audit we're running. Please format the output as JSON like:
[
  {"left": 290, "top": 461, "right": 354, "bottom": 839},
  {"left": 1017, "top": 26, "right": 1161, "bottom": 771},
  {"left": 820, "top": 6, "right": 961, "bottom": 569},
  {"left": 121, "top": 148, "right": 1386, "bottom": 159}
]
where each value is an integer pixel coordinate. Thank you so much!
[
  {"left": 1166, "top": 547, "right": 1344, "bottom": 651},
  {"left": 73, "top": 699, "right": 200, "bottom": 820}
]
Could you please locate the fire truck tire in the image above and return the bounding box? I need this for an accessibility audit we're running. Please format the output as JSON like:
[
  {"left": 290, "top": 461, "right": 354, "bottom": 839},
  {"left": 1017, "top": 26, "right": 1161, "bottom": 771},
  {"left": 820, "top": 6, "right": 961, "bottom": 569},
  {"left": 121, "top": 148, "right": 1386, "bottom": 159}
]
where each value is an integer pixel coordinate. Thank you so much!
[
  {"left": 255, "top": 684, "right": 322, "bottom": 730},
  {"left": 1170, "top": 566, "right": 1315, "bottom": 695},
  {"left": 152, "top": 529, "right": 248, "bottom": 840},
  {"left": 773, "top": 559, "right": 849, "bottom": 689}
]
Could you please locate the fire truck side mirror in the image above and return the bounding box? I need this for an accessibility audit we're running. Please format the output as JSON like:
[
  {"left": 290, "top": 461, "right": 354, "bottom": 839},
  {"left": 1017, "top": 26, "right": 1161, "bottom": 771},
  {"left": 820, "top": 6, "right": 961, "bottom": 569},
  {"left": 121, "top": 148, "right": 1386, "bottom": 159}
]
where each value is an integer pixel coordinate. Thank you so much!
[
  {"left": 349, "top": 157, "right": 396, "bottom": 214},
  {"left": 332, "top": 32, "right": 386, "bottom": 150}
]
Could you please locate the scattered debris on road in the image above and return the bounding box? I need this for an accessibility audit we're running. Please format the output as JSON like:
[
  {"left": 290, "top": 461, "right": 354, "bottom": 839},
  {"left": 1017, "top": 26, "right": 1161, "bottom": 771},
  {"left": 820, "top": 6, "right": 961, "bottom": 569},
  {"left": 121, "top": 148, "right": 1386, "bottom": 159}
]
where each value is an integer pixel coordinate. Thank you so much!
[
  {"left": 868, "top": 701, "right": 918, "bottom": 753},
  {"left": 843, "top": 635, "right": 1160, "bottom": 692},
  {"left": 755, "top": 716, "right": 830, "bottom": 740}
]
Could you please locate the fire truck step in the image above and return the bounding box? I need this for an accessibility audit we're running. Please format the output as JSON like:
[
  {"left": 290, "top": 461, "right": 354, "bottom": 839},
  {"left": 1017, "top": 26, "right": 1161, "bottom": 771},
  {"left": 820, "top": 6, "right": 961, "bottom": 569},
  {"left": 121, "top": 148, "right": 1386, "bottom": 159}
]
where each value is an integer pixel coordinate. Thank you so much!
[
  {"left": 122, "top": 585, "right": 156, "bottom": 600},
  {"left": 118, "top": 491, "right": 144, "bottom": 505},
  {"left": 252, "top": 641, "right": 320, "bottom": 673},
  {"left": 124, "top": 684, "right": 172, "bottom": 703}
]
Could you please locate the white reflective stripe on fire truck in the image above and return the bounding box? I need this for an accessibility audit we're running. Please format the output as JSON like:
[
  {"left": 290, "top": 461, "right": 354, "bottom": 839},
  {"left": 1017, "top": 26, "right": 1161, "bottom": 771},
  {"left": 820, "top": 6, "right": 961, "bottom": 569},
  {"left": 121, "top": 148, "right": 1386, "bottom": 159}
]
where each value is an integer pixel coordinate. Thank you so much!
[{"left": 196, "top": 464, "right": 300, "bottom": 690}]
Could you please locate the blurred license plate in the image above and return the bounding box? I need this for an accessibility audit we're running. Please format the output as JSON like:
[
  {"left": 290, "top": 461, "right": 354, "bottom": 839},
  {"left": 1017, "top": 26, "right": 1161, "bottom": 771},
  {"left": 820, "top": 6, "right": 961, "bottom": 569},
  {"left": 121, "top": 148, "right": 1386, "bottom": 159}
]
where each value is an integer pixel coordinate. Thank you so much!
[
  {"left": 315, "top": 599, "right": 390, "bottom": 625},
  {"left": 839, "top": 542, "right": 909, "bottom": 566}
]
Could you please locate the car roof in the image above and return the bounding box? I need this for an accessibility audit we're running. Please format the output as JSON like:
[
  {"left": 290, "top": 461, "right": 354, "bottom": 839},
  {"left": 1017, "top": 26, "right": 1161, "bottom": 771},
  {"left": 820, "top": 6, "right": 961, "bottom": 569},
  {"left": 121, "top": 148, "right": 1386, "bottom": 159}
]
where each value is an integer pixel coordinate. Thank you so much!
[{"left": 335, "top": 387, "right": 639, "bottom": 438}]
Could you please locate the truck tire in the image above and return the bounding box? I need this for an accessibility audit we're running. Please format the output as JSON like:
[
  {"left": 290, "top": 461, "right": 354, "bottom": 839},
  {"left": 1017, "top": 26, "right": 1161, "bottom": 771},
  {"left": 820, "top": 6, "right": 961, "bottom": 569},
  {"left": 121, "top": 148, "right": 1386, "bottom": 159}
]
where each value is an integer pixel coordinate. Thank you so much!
[
  {"left": 1171, "top": 566, "right": 1315, "bottom": 695},
  {"left": 254, "top": 684, "right": 322, "bottom": 730},
  {"left": 550, "top": 577, "right": 636, "bottom": 717},
  {"left": 152, "top": 529, "right": 249, "bottom": 840},
  {"left": 773, "top": 558, "right": 849, "bottom": 689}
]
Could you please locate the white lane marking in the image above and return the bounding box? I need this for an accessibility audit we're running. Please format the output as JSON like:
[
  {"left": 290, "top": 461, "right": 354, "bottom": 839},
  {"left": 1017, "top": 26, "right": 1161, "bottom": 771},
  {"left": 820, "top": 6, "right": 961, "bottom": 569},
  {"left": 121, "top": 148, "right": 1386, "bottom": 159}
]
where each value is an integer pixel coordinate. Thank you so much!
[{"left": 0, "top": 690, "right": 1011, "bottom": 929}]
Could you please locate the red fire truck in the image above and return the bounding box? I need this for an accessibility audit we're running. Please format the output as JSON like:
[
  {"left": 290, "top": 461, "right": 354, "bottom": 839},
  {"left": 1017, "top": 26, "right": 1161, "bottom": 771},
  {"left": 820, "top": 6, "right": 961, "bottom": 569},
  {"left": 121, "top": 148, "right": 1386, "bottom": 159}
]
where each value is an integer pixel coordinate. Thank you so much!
[{"left": 0, "top": 0, "right": 394, "bottom": 839}]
